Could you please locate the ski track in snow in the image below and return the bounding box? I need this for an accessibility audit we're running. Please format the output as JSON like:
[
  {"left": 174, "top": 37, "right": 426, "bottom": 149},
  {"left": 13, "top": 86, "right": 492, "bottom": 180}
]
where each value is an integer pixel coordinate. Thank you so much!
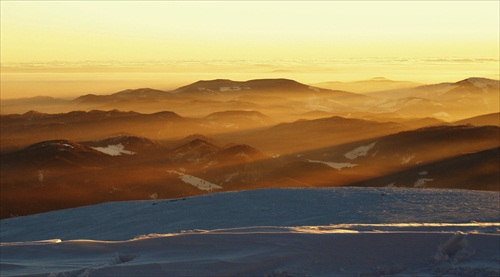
[{"left": 1, "top": 188, "right": 499, "bottom": 277}]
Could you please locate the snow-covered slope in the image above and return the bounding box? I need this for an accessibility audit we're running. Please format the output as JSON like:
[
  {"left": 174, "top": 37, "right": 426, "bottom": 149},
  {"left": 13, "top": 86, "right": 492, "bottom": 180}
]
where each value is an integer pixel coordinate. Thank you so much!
[
  {"left": 1, "top": 188, "right": 499, "bottom": 276},
  {"left": 3, "top": 187, "right": 498, "bottom": 242}
]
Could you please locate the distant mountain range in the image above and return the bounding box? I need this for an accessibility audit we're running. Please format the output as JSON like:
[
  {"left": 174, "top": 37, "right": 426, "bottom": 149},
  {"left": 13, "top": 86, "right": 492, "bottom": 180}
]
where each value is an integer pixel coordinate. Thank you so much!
[
  {"left": 1, "top": 77, "right": 498, "bottom": 121},
  {"left": 312, "top": 77, "right": 422, "bottom": 93},
  {"left": 0, "top": 109, "right": 274, "bottom": 150},
  {"left": 453, "top": 112, "right": 499, "bottom": 126},
  {"left": 367, "top": 77, "right": 499, "bottom": 118},
  {"left": 0, "top": 77, "right": 498, "bottom": 218}
]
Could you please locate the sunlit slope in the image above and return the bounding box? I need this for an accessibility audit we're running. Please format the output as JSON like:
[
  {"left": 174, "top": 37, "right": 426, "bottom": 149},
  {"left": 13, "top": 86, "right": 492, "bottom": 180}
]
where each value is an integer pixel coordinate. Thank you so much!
[
  {"left": 349, "top": 147, "right": 499, "bottom": 190},
  {"left": 219, "top": 116, "right": 405, "bottom": 154},
  {"left": 2, "top": 123, "right": 498, "bottom": 218},
  {"left": 0, "top": 109, "right": 275, "bottom": 151},
  {"left": 276, "top": 125, "right": 499, "bottom": 189},
  {"left": 453, "top": 112, "right": 500, "bottom": 126}
]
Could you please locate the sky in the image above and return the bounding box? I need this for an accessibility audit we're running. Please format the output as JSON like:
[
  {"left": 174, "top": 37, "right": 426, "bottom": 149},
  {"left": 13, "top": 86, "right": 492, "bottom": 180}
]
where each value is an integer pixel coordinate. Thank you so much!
[
  {"left": 1, "top": 1, "right": 499, "bottom": 62},
  {"left": 0, "top": 1, "right": 499, "bottom": 98}
]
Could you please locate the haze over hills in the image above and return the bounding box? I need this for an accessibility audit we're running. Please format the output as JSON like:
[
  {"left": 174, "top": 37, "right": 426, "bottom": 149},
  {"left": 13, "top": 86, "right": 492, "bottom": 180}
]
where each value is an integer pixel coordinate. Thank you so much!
[
  {"left": 0, "top": 76, "right": 498, "bottom": 219},
  {"left": 364, "top": 77, "right": 499, "bottom": 100},
  {"left": 312, "top": 77, "right": 422, "bottom": 93},
  {"left": 349, "top": 147, "right": 499, "bottom": 191},
  {"left": 0, "top": 77, "right": 499, "bottom": 277},
  {"left": 2, "top": 2, "right": 499, "bottom": 275},
  {"left": 1, "top": 77, "right": 497, "bottom": 121},
  {"left": 1, "top": 122, "right": 498, "bottom": 218},
  {"left": 366, "top": 77, "right": 500, "bottom": 119},
  {"left": 219, "top": 116, "right": 406, "bottom": 154},
  {"left": 453, "top": 112, "right": 500, "bottom": 126}
]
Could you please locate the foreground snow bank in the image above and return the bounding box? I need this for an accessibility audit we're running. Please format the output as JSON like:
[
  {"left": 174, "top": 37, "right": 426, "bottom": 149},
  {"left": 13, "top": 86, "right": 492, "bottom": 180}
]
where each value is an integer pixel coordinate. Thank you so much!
[
  {"left": 1, "top": 187, "right": 498, "bottom": 242},
  {"left": 1, "top": 229, "right": 499, "bottom": 277},
  {"left": 1, "top": 188, "right": 499, "bottom": 276}
]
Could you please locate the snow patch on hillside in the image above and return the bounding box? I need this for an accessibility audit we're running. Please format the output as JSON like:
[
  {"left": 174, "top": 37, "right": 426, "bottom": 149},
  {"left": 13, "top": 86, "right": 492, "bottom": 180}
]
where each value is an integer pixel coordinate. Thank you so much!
[
  {"left": 91, "top": 144, "right": 136, "bottom": 156},
  {"left": 345, "top": 142, "right": 377, "bottom": 160},
  {"left": 401, "top": 155, "right": 416, "bottom": 164},
  {"left": 415, "top": 178, "right": 434, "bottom": 188},
  {"left": 466, "top": 78, "right": 496, "bottom": 91},
  {"left": 169, "top": 170, "right": 222, "bottom": 191},
  {"left": 307, "top": 159, "right": 358, "bottom": 170},
  {"left": 433, "top": 111, "right": 451, "bottom": 117},
  {"left": 223, "top": 172, "right": 238, "bottom": 183},
  {"left": 308, "top": 86, "right": 320, "bottom": 92},
  {"left": 219, "top": 86, "right": 251, "bottom": 92}
]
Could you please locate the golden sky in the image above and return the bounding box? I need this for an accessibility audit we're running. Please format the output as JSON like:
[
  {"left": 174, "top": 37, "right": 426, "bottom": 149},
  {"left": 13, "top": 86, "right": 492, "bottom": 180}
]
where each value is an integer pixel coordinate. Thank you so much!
[
  {"left": 0, "top": 1, "right": 499, "bottom": 99},
  {"left": 1, "top": 1, "right": 499, "bottom": 62}
]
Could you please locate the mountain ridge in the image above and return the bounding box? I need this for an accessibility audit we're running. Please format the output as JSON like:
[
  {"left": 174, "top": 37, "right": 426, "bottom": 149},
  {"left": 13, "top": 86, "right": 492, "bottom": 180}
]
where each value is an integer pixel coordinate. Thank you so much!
[{"left": 2, "top": 77, "right": 497, "bottom": 121}]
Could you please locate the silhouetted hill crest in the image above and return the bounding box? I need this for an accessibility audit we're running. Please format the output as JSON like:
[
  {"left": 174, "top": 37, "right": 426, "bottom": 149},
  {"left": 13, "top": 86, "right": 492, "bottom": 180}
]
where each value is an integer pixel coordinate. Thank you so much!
[
  {"left": 173, "top": 78, "right": 319, "bottom": 94},
  {"left": 23, "top": 110, "right": 47, "bottom": 116},
  {"left": 204, "top": 110, "right": 268, "bottom": 120},
  {"left": 6, "top": 139, "right": 112, "bottom": 169},
  {"left": 112, "top": 88, "right": 167, "bottom": 97},
  {"left": 168, "top": 139, "right": 221, "bottom": 162},
  {"left": 453, "top": 113, "right": 500, "bottom": 126},
  {"left": 215, "top": 144, "right": 268, "bottom": 162},
  {"left": 85, "top": 136, "right": 161, "bottom": 153},
  {"left": 417, "top": 77, "right": 499, "bottom": 93}
]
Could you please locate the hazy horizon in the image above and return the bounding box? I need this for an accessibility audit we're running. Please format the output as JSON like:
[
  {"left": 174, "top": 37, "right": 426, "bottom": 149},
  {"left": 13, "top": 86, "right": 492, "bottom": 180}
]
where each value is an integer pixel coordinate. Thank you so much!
[
  {"left": 1, "top": 57, "right": 499, "bottom": 100},
  {"left": 1, "top": 1, "right": 499, "bottom": 99}
]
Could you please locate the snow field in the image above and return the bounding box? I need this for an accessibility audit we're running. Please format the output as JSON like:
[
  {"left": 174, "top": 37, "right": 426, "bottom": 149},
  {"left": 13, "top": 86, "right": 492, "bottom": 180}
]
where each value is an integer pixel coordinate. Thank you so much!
[
  {"left": 1, "top": 188, "right": 499, "bottom": 276},
  {"left": 1, "top": 230, "right": 498, "bottom": 276}
]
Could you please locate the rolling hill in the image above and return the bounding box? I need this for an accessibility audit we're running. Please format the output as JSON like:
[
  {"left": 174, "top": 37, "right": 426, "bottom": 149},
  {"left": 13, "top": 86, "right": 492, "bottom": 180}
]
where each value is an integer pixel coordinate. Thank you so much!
[
  {"left": 2, "top": 77, "right": 497, "bottom": 121},
  {"left": 0, "top": 77, "right": 498, "bottom": 219},
  {"left": 348, "top": 147, "right": 499, "bottom": 191},
  {"left": 313, "top": 77, "right": 421, "bottom": 93},
  {"left": 366, "top": 78, "right": 499, "bottom": 119},
  {"left": 453, "top": 112, "right": 500, "bottom": 126}
]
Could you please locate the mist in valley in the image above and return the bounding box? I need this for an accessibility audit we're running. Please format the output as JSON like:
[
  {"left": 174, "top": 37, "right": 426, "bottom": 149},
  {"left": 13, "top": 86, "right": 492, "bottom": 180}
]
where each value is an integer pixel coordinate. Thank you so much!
[{"left": 1, "top": 77, "right": 498, "bottom": 218}]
